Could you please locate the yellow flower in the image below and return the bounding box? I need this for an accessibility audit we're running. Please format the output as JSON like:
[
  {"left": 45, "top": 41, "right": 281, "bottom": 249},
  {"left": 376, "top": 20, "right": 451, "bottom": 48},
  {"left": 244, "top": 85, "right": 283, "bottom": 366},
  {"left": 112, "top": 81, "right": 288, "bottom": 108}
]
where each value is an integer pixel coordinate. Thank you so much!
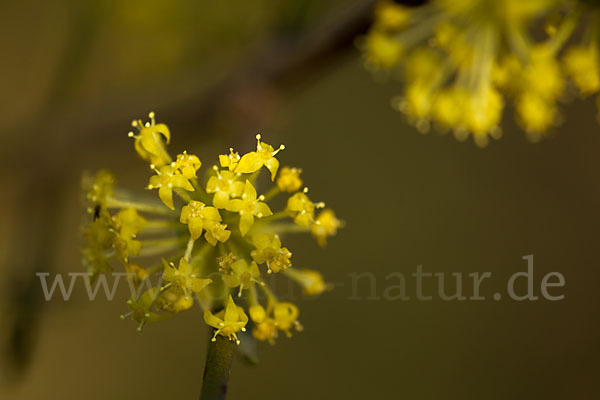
[
  {"left": 285, "top": 268, "right": 328, "bottom": 296},
  {"left": 250, "top": 233, "right": 292, "bottom": 274},
  {"left": 374, "top": 1, "right": 411, "bottom": 31},
  {"left": 147, "top": 165, "right": 194, "bottom": 210},
  {"left": 492, "top": 54, "right": 522, "bottom": 92},
  {"left": 162, "top": 258, "right": 212, "bottom": 298},
  {"left": 173, "top": 151, "right": 201, "bottom": 179},
  {"left": 564, "top": 45, "right": 600, "bottom": 96},
  {"left": 286, "top": 191, "right": 322, "bottom": 227},
  {"left": 128, "top": 112, "right": 172, "bottom": 167},
  {"left": 204, "top": 295, "right": 249, "bottom": 344},
  {"left": 464, "top": 85, "right": 504, "bottom": 146},
  {"left": 404, "top": 47, "right": 443, "bottom": 84},
  {"left": 180, "top": 201, "right": 230, "bottom": 244},
  {"left": 522, "top": 45, "right": 564, "bottom": 102},
  {"left": 310, "top": 209, "right": 342, "bottom": 247},
  {"left": 248, "top": 302, "right": 301, "bottom": 343},
  {"left": 217, "top": 252, "right": 236, "bottom": 272},
  {"left": 399, "top": 82, "right": 435, "bottom": 131},
  {"left": 432, "top": 88, "right": 467, "bottom": 129},
  {"left": 235, "top": 134, "right": 285, "bottom": 180},
  {"left": 82, "top": 210, "right": 114, "bottom": 280},
  {"left": 112, "top": 208, "right": 146, "bottom": 262},
  {"left": 124, "top": 263, "right": 149, "bottom": 284},
  {"left": 434, "top": 22, "right": 474, "bottom": 69},
  {"left": 225, "top": 181, "right": 272, "bottom": 236},
  {"left": 123, "top": 288, "right": 169, "bottom": 331},
  {"left": 221, "top": 259, "right": 262, "bottom": 297},
  {"left": 206, "top": 168, "right": 245, "bottom": 209},
  {"left": 113, "top": 234, "right": 142, "bottom": 263},
  {"left": 113, "top": 208, "right": 147, "bottom": 239},
  {"left": 205, "top": 223, "right": 233, "bottom": 246},
  {"left": 84, "top": 170, "right": 115, "bottom": 211},
  {"left": 272, "top": 302, "right": 302, "bottom": 337},
  {"left": 219, "top": 148, "right": 241, "bottom": 171},
  {"left": 157, "top": 287, "right": 195, "bottom": 313},
  {"left": 363, "top": 31, "right": 403, "bottom": 69},
  {"left": 276, "top": 167, "right": 303, "bottom": 192},
  {"left": 249, "top": 304, "right": 267, "bottom": 323},
  {"left": 516, "top": 92, "right": 557, "bottom": 136},
  {"left": 253, "top": 317, "right": 278, "bottom": 345}
]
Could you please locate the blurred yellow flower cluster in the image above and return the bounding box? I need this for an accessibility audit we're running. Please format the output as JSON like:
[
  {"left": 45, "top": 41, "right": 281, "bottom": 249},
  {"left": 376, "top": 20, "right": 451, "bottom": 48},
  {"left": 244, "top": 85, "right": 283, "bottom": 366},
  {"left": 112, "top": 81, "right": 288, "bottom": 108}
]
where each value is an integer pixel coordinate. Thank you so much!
[
  {"left": 362, "top": 0, "right": 600, "bottom": 146},
  {"left": 83, "top": 113, "right": 342, "bottom": 344}
]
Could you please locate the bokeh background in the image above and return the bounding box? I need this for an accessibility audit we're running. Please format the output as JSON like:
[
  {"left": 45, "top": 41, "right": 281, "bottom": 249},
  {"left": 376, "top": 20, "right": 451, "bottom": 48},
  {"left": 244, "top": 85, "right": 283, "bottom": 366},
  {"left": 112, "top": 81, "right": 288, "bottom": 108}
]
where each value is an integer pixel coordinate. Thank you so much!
[{"left": 1, "top": 0, "right": 599, "bottom": 399}]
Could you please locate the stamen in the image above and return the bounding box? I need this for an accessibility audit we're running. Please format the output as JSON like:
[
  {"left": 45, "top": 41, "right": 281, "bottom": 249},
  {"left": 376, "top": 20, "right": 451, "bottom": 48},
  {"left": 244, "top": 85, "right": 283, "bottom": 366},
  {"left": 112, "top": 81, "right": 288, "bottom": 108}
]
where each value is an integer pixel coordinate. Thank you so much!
[
  {"left": 120, "top": 312, "right": 132, "bottom": 320},
  {"left": 272, "top": 144, "right": 285, "bottom": 156}
]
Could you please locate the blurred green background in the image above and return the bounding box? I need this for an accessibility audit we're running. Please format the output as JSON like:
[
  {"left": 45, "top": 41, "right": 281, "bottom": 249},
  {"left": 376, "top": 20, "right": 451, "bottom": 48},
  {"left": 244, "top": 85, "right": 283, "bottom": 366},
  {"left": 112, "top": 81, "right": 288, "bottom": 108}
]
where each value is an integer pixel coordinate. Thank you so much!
[{"left": 1, "top": 0, "right": 599, "bottom": 399}]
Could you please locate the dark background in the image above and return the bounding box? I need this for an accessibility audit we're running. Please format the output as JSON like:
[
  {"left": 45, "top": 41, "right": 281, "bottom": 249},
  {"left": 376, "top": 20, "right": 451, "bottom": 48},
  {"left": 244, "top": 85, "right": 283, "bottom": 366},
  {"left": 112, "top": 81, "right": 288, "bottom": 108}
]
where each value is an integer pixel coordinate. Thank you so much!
[{"left": 0, "top": 1, "right": 598, "bottom": 399}]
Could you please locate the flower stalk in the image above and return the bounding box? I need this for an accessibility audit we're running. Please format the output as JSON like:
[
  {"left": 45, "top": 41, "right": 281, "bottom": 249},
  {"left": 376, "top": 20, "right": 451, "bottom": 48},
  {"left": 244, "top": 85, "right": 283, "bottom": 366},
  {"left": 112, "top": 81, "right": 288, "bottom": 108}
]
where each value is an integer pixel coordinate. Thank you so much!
[{"left": 200, "top": 334, "right": 235, "bottom": 400}]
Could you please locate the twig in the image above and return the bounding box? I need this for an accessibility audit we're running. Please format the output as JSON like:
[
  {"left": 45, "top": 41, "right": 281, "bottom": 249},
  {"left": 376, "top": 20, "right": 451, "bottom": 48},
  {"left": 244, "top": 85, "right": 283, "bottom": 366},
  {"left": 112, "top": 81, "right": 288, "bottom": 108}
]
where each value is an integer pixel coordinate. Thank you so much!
[{"left": 200, "top": 335, "right": 235, "bottom": 400}]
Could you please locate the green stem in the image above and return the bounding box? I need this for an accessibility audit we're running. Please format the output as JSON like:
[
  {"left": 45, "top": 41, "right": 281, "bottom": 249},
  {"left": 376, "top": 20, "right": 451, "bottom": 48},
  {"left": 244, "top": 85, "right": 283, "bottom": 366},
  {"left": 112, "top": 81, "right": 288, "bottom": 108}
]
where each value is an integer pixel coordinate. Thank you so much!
[
  {"left": 262, "top": 186, "right": 280, "bottom": 202},
  {"left": 106, "top": 197, "right": 173, "bottom": 216},
  {"left": 200, "top": 335, "right": 234, "bottom": 400}
]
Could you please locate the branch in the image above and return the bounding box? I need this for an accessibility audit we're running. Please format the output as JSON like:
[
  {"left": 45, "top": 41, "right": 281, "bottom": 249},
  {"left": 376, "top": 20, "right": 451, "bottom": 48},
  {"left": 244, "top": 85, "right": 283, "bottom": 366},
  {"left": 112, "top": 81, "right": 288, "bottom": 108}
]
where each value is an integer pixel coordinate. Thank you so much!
[{"left": 200, "top": 335, "right": 235, "bottom": 400}]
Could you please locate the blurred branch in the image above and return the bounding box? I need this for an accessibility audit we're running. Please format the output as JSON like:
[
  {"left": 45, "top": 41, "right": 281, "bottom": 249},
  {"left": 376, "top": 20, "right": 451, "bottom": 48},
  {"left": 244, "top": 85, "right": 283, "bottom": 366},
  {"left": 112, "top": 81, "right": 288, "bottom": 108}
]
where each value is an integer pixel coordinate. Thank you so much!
[{"left": 3, "top": 0, "right": 377, "bottom": 173}]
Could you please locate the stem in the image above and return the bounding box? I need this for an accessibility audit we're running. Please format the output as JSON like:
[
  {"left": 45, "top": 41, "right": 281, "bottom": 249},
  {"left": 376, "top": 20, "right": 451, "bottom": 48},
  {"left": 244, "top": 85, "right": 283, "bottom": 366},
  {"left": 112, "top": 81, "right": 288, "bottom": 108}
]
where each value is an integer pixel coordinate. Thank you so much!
[
  {"left": 106, "top": 197, "right": 173, "bottom": 216},
  {"left": 184, "top": 237, "right": 196, "bottom": 262},
  {"left": 200, "top": 335, "right": 235, "bottom": 400},
  {"left": 174, "top": 188, "right": 193, "bottom": 203},
  {"left": 262, "top": 186, "right": 280, "bottom": 202}
]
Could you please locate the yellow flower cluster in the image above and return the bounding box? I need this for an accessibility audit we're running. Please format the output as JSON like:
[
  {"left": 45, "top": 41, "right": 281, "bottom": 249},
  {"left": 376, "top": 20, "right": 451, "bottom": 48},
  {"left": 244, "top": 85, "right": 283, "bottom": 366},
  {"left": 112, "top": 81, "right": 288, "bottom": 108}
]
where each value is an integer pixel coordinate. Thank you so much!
[
  {"left": 82, "top": 113, "right": 342, "bottom": 344},
  {"left": 362, "top": 0, "right": 599, "bottom": 146}
]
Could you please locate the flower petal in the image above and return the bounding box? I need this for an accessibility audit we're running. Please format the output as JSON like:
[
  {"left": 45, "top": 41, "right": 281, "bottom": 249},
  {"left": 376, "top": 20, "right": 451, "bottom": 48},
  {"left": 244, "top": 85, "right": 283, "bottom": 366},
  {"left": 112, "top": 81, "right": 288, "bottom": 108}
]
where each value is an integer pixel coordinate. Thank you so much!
[
  {"left": 158, "top": 186, "right": 174, "bottom": 210},
  {"left": 204, "top": 309, "right": 223, "bottom": 329},
  {"left": 236, "top": 152, "right": 263, "bottom": 174},
  {"left": 265, "top": 157, "right": 279, "bottom": 181},
  {"left": 239, "top": 213, "right": 254, "bottom": 237},
  {"left": 225, "top": 199, "right": 242, "bottom": 212}
]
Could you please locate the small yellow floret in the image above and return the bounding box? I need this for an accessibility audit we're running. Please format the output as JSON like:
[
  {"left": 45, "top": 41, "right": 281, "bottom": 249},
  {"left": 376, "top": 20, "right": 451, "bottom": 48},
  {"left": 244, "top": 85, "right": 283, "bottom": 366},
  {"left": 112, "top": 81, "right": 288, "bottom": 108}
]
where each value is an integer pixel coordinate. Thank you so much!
[
  {"left": 225, "top": 181, "right": 272, "bottom": 236},
  {"left": 235, "top": 134, "right": 284, "bottom": 180},
  {"left": 310, "top": 209, "right": 342, "bottom": 247},
  {"left": 563, "top": 45, "right": 600, "bottom": 96},
  {"left": 276, "top": 167, "right": 303, "bottom": 192},
  {"left": 204, "top": 296, "right": 249, "bottom": 344}
]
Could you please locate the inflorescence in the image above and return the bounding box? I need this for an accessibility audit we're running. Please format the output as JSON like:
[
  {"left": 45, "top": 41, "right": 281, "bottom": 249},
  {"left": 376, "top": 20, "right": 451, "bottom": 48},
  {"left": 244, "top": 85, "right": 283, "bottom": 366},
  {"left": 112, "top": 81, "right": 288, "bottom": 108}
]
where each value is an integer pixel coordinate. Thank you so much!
[
  {"left": 361, "top": 0, "right": 600, "bottom": 146},
  {"left": 82, "top": 112, "right": 342, "bottom": 345}
]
